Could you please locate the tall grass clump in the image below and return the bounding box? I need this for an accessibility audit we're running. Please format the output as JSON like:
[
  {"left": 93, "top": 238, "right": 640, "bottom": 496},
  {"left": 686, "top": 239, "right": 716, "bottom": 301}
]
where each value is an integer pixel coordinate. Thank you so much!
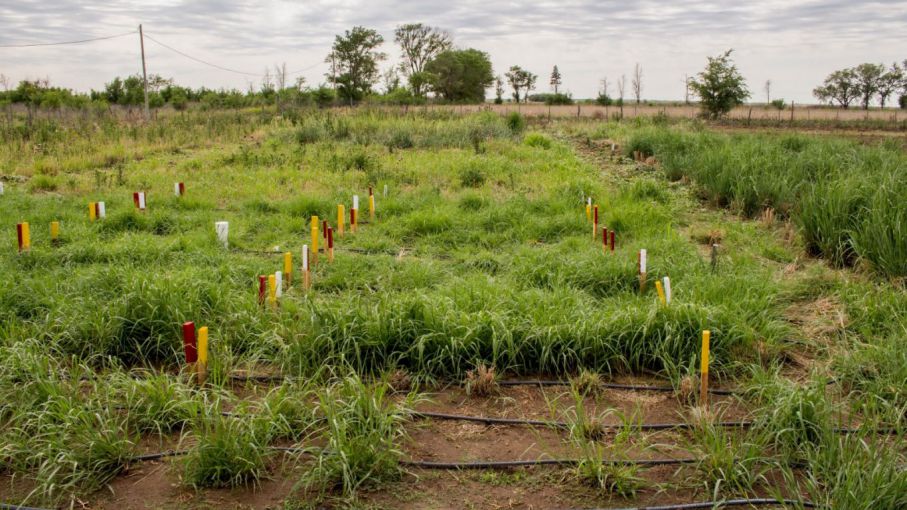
[
  {"left": 302, "top": 375, "right": 414, "bottom": 500},
  {"left": 182, "top": 410, "right": 278, "bottom": 488}
]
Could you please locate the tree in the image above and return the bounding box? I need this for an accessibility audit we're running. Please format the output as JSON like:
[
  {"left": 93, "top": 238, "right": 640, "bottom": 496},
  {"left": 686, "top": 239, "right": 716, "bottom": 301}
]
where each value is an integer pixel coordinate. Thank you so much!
[
  {"left": 632, "top": 63, "right": 643, "bottom": 104},
  {"left": 688, "top": 49, "right": 750, "bottom": 119},
  {"left": 877, "top": 63, "right": 903, "bottom": 108},
  {"left": 394, "top": 23, "right": 452, "bottom": 96},
  {"left": 494, "top": 76, "right": 504, "bottom": 104},
  {"left": 505, "top": 66, "right": 537, "bottom": 103},
  {"left": 424, "top": 49, "right": 494, "bottom": 103},
  {"left": 813, "top": 68, "right": 859, "bottom": 108},
  {"left": 764, "top": 79, "right": 771, "bottom": 104},
  {"left": 596, "top": 77, "right": 612, "bottom": 106},
  {"left": 382, "top": 67, "right": 401, "bottom": 93},
  {"left": 325, "top": 26, "right": 386, "bottom": 103},
  {"left": 550, "top": 65, "right": 562, "bottom": 94},
  {"left": 853, "top": 63, "right": 884, "bottom": 109}
]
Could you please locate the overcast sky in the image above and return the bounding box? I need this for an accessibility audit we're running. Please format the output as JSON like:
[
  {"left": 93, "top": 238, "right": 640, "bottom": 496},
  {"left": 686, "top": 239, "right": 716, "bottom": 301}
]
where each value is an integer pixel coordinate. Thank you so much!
[{"left": 1, "top": 1, "right": 905, "bottom": 103}]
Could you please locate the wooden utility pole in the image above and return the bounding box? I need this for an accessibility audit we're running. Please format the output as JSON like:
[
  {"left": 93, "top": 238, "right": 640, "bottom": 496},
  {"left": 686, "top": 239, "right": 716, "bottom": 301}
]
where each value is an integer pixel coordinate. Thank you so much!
[{"left": 139, "top": 24, "right": 149, "bottom": 120}]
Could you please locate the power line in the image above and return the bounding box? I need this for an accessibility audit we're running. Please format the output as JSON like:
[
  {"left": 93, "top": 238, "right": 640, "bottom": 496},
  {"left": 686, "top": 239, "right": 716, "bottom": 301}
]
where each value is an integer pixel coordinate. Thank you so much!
[
  {"left": 143, "top": 33, "right": 261, "bottom": 76},
  {"left": 0, "top": 30, "right": 136, "bottom": 48}
]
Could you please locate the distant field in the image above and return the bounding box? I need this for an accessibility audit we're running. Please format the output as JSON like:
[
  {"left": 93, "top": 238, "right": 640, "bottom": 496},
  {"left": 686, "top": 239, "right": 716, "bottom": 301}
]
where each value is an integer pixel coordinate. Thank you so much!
[{"left": 427, "top": 102, "right": 907, "bottom": 124}]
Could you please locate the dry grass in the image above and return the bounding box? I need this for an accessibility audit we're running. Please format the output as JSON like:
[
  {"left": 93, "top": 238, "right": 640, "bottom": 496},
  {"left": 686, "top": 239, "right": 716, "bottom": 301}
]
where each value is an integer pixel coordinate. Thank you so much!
[{"left": 464, "top": 364, "right": 498, "bottom": 397}]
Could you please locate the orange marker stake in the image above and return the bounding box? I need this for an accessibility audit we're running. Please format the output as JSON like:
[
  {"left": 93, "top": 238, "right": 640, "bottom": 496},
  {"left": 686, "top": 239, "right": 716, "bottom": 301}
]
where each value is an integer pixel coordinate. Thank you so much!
[{"left": 700, "top": 330, "right": 711, "bottom": 407}]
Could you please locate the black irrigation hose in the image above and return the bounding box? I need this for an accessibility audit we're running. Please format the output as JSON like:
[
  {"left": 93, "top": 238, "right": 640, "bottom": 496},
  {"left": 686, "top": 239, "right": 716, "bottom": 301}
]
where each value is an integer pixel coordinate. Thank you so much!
[
  {"left": 413, "top": 411, "right": 752, "bottom": 431},
  {"left": 498, "top": 379, "right": 737, "bottom": 396},
  {"left": 399, "top": 457, "right": 698, "bottom": 469},
  {"left": 588, "top": 499, "right": 816, "bottom": 510}
]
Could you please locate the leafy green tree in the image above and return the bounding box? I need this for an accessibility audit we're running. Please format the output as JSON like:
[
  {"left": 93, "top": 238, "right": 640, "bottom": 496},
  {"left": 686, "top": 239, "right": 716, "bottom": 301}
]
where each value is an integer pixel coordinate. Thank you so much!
[
  {"left": 688, "top": 50, "right": 750, "bottom": 119},
  {"left": 505, "top": 66, "right": 537, "bottom": 103},
  {"left": 550, "top": 65, "right": 562, "bottom": 94},
  {"left": 813, "top": 68, "right": 859, "bottom": 108},
  {"left": 853, "top": 63, "right": 884, "bottom": 109},
  {"left": 325, "top": 26, "right": 386, "bottom": 103},
  {"left": 424, "top": 49, "right": 494, "bottom": 103},
  {"left": 877, "top": 63, "right": 903, "bottom": 108},
  {"left": 394, "top": 23, "right": 452, "bottom": 97}
]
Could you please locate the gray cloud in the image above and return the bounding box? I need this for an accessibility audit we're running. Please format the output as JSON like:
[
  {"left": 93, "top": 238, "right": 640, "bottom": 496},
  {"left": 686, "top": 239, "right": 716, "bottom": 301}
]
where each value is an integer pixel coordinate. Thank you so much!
[{"left": 1, "top": 0, "right": 904, "bottom": 102}]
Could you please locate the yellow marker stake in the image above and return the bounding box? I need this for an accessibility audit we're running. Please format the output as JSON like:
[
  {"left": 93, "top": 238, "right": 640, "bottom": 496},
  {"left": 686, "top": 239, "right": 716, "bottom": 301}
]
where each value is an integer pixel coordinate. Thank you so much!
[
  {"left": 311, "top": 216, "right": 319, "bottom": 263},
  {"left": 197, "top": 326, "right": 209, "bottom": 385},
  {"left": 369, "top": 195, "right": 375, "bottom": 219},
  {"left": 50, "top": 221, "right": 59, "bottom": 243},
  {"left": 337, "top": 204, "right": 345, "bottom": 237},
  {"left": 22, "top": 222, "right": 31, "bottom": 251},
  {"left": 268, "top": 274, "right": 277, "bottom": 309},
  {"left": 89, "top": 202, "right": 97, "bottom": 221},
  {"left": 655, "top": 280, "right": 666, "bottom": 305},
  {"left": 585, "top": 203, "right": 591, "bottom": 222},
  {"left": 700, "top": 330, "right": 711, "bottom": 406},
  {"left": 283, "top": 252, "right": 292, "bottom": 285}
]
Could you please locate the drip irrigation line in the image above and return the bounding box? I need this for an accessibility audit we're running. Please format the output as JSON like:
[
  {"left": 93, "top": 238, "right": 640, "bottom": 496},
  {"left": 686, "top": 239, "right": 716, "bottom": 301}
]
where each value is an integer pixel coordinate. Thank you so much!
[
  {"left": 413, "top": 410, "right": 754, "bottom": 431},
  {"left": 498, "top": 379, "right": 736, "bottom": 396},
  {"left": 0, "top": 504, "right": 56, "bottom": 510},
  {"left": 399, "top": 457, "right": 698, "bottom": 469},
  {"left": 584, "top": 499, "right": 816, "bottom": 510},
  {"left": 0, "top": 30, "right": 136, "bottom": 48}
]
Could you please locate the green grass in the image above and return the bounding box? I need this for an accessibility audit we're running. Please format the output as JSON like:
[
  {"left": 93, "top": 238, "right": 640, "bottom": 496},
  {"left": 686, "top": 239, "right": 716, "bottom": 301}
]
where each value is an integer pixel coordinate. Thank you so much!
[{"left": 0, "top": 107, "right": 905, "bottom": 506}]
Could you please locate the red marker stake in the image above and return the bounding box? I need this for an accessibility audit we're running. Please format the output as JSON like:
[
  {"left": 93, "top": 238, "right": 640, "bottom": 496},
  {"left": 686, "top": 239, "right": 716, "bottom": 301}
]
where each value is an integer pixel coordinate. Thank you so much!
[
  {"left": 350, "top": 208, "right": 356, "bottom": 231},
  {"left": 133, "top": 192, "right": 140, "bottom": 209},
  {"left": 16, "top": 223, "right": 24, "bottom": 252},
  {"left": 94, "top": 202, "right": 101, "bottom": 218},
  {"left": 179, "top": 182, "right": 186, "bottom": 195},
  {"left": 258, "top": 275, "right": 267, "bottom": 305},
  {"left": 182, "top": 321, "right": 197, "bottom": 364},
  {"left": 592, "top": 205, "right": 599, "bottom": 240},
  {"left": 322, "top": 220, "right": 328, "bottom": 240},
  {"left": 603, "top": 227, "right": 608, "bottom": 253},
  {"left": 610, "top": 231, "right": 615, "bottom": 252},
  {"left": 327, "top": 226, "right": 334, "bottom": 262}
]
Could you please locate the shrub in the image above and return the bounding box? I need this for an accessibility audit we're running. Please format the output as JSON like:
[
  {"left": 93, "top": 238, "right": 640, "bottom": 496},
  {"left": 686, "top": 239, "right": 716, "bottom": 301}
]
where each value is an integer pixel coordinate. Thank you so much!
[
  {"left": 28, "top": 174, "right": 58, "bottom": 192},
  {"left": 506, "top": 112, "right": 525, "bottom": 134},
  {"left": 523, "top": 132, "right": 553, "bottom": 149},
  {"left": 770, "top": 98, "right": 786, "bottom": 110}
]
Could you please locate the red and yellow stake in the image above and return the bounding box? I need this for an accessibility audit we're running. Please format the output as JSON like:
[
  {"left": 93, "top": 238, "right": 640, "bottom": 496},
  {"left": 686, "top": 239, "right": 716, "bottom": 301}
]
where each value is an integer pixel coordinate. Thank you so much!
[
  {"left": 700, "top": 330, "right": 711, "bottom": 407},
  {"left": 16, "top": 222, "right": 30, "bottom": 253}
]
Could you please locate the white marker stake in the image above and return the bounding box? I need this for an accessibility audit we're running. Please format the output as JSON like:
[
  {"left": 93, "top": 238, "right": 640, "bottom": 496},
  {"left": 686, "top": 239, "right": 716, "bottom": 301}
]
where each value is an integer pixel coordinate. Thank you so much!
[
  {"left": 383, "top": 184, "right": 388, "bottom": 197},
  {"left": 138, "top": 192, "right": 146, "bottom": 210},
  {"left": 174, "top": 183, "right": 181, "bottom": 196},
  {"left": 353, "top": 195, "right": 359, "bottom": 211},
  {"left": 215, "top": 221, "right": 229, "bottom": 248},
  {"left": 275, "top": 271, "right": 283, "bottom": 298},
  {"left": 302, "top": 244, "right": 309, "bottom": 271},
  {"left": 97, "top": 202, "right": 106, "bottom": 219},
  {"left": 663, "top": 276, "right": 672, "bottom": 304},
  {"left": 639, "top": 249, "right": 647, "bottom": 274}
]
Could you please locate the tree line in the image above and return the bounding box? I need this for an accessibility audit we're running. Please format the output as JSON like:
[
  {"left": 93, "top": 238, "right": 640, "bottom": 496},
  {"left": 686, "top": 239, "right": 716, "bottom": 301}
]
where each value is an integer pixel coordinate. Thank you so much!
[{"left": 813, "top": 61, "right": 907, "bottom": 109}]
